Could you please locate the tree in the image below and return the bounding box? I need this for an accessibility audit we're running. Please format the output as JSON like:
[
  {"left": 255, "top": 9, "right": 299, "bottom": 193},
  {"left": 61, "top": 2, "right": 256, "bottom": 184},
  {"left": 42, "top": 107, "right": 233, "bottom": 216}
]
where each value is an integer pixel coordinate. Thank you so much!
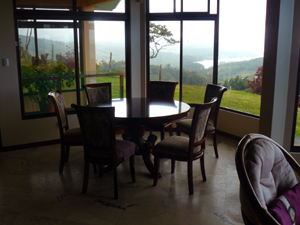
[
  {"left": 247, "top": 66, "right": 263, "bottom": 95},
  {"left": 149, "top": 22, "right": 179, "bottom": 59},
  {"left": 223, "top": 75, "right": 249, "bottom": 91}
]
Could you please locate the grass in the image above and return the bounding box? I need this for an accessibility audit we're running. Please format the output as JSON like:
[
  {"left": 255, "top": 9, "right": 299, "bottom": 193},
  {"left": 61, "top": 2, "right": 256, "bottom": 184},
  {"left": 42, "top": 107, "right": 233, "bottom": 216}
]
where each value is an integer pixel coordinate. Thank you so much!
[{"left": 174, "top": 84, "right": 261, "bottom": 115}]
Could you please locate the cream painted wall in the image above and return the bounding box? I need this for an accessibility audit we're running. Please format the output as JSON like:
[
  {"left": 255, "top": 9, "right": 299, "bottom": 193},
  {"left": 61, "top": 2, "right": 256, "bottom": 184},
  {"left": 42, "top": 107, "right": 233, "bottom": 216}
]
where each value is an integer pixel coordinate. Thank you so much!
[{"left": 218, "top": 110, "right": 259, "bottom": 138}]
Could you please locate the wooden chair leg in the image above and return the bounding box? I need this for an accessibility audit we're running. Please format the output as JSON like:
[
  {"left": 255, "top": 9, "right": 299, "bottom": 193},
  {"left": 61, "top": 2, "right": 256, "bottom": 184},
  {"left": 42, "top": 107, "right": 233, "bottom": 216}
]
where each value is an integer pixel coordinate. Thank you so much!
[
  {"left": 153, "top": 155, "right": 159, "bottom": 186},
  {"left": 113, "top": 166, "right": 118, "bottom": 199},
  {"left": 200, "top": 155, "right": 206, "bottom": 181},
  {"left": 213, "top": 133, "right": 219, "bottom": 158},
  {"left": 176, "top": 127, "right": 181, "bottom": 136},
  {"left": 160, "top": 128, "right": 165, "bottom": 141},
  {"left": 130, "top": 155, "right": 136, "bottom": 183},
  {"left": 169, "top": 125, "right": 173, "bottom": 137},
  {"left": 82, "top": 160, "right": 89, "bottom": 193},
  {"left": 171, "top": 159, "right": 175, "bottom": 173},
  {"left": 59, "top": 144, "right": 65, "bottom": 174},
  {"left": 65, "top": 145, "right": 70, "bottom": 163},
  {"left": 99, "top": 164, "right": 104, "bottom": 177},
  {"left": 93, "top": 164, "right": 97, "bottom": 174},
  {"left": 188, "top": 160, "right": 194, "bottom": 195}
]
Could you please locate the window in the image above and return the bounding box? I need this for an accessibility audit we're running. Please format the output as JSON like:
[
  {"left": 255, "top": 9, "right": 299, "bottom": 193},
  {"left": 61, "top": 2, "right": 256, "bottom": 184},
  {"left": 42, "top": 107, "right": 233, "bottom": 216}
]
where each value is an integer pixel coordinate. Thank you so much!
[
  {"left": 14, "top": 0, "right": 129, "bottom": 118},
  {"left": 148, "top": 0, "right": 219, "bottom": 105},
  {"left": 148, "top": 0, "right": 267, "bottom": 116},
  {"left": 218, "top": 0, "right": 267, "bottom": 116},
  {"left": 292, "top": 50, "right": 300, "bottom": 150}
]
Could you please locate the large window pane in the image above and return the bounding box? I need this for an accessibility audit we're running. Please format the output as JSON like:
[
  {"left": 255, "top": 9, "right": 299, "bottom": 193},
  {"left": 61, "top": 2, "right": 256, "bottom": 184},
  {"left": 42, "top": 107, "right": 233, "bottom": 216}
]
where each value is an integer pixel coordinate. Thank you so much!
[
  {"left": 149, "top": 0, "right": 174, "bottom": 13},
  {"left": 149, "top": 21, "right": 180, "bottom": 101},
  {"left": 219, "top": 0, "right": 267, "bottom": 115},
  {"left": 80, "top": 20, "right": 126, "bottom": 106},
  {"left": 182, "top": 21, "right": 214, "bottom": 103},
  {"left": 18, "top": 20, "right": 76, "bottom": 115},
  {"left": 183, "top": 0, "right": 208, "bottom": 12}
]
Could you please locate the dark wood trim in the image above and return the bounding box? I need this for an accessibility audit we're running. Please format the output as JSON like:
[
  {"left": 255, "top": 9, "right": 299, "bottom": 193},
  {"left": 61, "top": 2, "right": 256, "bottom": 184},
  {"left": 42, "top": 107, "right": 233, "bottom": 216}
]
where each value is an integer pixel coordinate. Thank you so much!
[
  {"left": 1, "top": 139, "right": 60, "bottom": 152},
  {"left": 215, "top": 130, "right": 241, "bottom": 141},
  {"left": 0, "top": 127, "right": 2, "bottom": 151}
]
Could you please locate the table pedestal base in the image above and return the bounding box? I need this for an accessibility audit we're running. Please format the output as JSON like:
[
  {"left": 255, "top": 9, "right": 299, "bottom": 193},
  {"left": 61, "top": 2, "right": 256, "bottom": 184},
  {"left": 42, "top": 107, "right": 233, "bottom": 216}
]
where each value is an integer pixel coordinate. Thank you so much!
[{"left": 122, "top": 125, "right": 157, "bottom": 176}]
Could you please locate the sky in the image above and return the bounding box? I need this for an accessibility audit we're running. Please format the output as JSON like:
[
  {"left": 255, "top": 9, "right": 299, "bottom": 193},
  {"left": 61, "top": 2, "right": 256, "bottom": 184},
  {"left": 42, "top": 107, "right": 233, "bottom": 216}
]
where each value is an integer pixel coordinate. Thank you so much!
[
  {"left": 95, "top": 0, "right": 267, "bottom": 55},
  {"left": 19, "top": 0, "right": 267, "bottom": 57}
]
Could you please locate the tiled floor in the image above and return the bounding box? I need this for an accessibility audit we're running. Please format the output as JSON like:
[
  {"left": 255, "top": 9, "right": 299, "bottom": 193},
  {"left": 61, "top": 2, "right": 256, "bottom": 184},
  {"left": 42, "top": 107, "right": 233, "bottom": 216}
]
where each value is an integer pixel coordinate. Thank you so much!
[{"left": 0, "top": 133, "right": 243, "bottom": 225}]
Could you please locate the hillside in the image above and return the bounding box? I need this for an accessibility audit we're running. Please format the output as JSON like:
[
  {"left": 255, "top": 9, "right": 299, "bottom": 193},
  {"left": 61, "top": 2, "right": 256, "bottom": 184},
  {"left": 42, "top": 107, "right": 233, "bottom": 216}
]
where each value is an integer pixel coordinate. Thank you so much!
[{"left": 19, "top": 35, "right": 263, "bottom": 83}]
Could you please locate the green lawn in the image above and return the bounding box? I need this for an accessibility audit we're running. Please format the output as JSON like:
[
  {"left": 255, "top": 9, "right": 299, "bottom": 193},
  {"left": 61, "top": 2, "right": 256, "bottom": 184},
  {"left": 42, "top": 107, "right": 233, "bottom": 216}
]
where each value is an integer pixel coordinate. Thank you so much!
[{"left": 174, "top": 84, "right": 261, "bottom": 115}]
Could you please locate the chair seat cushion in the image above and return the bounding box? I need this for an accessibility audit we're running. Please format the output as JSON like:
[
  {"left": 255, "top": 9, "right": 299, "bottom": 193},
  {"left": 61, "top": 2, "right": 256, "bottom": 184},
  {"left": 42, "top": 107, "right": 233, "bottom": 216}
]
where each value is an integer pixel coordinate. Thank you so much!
[
  {"left": 269, "top": 182, "right": 300, "bottom": 225},
  {"left": 152, "top": 136, "right": 190, "bottom": 157},
  {"left": 88, "top": 140, "right": 137, "bottom": 160},
  {"left": 115, "top": 140, "right": 137, "bottom": 160},
  {"left": 64, "top": 127, "right": 83, "bottom": 144}
]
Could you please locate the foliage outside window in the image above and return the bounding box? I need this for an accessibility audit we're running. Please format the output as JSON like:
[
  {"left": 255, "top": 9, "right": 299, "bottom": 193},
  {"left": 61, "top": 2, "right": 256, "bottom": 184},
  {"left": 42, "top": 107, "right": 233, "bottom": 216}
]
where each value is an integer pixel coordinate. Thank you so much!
[{"left": 15, "top": 0, "right": 128, "bottom": 118}]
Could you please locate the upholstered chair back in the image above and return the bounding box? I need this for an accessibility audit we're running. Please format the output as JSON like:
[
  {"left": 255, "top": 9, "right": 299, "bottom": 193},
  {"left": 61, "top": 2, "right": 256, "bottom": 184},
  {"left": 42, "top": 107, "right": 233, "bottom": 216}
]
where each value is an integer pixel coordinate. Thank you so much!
[
  {"left": 149, "top": 81, "right": 178, "bottom": 103},
  {"left": 83, "top": 82, "right": 112, "bottom": 105},
  {"left": 204, "top": 84, "right": 227, "bottom": 123},
  {"left": 71, "top": 105, "right": 116, "bottom": 159},
  {"left": 48, "top": 90, "right": 69, "bottom": 135},
  {"left": 236, "top": 133, "right": 300, "bottom": 225},
  {"left": 190, "top": 98, "right": 217, "bottom": 155}
]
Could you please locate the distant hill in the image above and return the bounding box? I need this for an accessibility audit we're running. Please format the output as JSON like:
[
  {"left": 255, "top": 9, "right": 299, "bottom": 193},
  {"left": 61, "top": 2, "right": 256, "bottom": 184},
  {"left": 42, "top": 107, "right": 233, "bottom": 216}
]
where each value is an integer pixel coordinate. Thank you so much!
[
  {"left": 218, "top": 57, "right": 263, "bottom": 82},
  {"left": 18, "top": 35, "right": 263, "bottom": 82}
]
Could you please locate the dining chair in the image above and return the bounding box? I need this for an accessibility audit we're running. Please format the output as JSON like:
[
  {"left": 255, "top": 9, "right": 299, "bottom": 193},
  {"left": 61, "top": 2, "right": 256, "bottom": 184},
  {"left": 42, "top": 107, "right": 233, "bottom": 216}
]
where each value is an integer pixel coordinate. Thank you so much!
[
  {"left": 83, "top": 82, "right": 126, "bottom": 135},
  {"left": 235, "top": 133, "right": 300, "bottom": 225},
  {"left": 176, "top": 84, "right": 227, "bottom": 158},
  {"left": 152, "top": 98, "right": 217, "bottom": 195},
  {"left": 71, "top": 104, "right": 137, "bottom": 199},
  {"left": 148, "top": 81, "right": 179, "bottom": 140},
  {"left": 82, "top": 82, "right": 112, "bottom": 105},
  {"left": 48, "top": 90, "right": 83, "bottom": 174}
]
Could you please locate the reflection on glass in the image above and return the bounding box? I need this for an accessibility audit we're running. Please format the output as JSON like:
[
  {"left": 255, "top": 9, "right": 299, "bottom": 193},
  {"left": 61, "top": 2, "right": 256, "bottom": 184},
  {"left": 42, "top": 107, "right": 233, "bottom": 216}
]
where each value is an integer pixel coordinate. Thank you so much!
[
  {"left": 182, "top": 21, "right": 214, "bottom": 104},
  {"left": 18, "top": 20, "right": 76, "bottom": 114},
  {"left": 149, "top": 21, "right": 180, "bottom": 101},
  {"left": 80, "top": 21, "right": 126, "bottom": 106},
  {"left": 94, "top": 0, "right": 125, "bottom": 13},
  {"left": 149, "top": 0, "right": 174, "bottom": 13},
  {"left": 183, "top": 0, "right": 208, "bottom": 12}
]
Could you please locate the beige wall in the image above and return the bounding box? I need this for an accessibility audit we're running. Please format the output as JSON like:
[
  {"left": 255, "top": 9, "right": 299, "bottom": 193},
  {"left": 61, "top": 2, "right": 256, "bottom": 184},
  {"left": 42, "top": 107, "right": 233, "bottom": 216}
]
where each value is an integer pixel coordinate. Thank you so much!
[{"left": 0, "top": 0, "right": 79, "bottom": 147}]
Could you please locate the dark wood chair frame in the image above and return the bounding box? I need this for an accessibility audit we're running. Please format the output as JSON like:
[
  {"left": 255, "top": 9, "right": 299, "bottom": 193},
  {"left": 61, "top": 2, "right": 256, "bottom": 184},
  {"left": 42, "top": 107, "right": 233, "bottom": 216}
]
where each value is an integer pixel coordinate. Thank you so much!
[
  {"left": 48, "top": 90, "right": 82, "bottom": 173},
  {"left": 153, "top": 98, "right": 217, "bottom": 195},
  {"left": 148, "top": 81, "right": 179, "bottom": 140},
  {"left": 83, "top": 82, "right": 126, "bottom": 135},
  {"left": 71, "top": 104, "right": 136, "bottom": 199},
  {"left": 177, "top": 84, "right": 227, "bottom": 158}
]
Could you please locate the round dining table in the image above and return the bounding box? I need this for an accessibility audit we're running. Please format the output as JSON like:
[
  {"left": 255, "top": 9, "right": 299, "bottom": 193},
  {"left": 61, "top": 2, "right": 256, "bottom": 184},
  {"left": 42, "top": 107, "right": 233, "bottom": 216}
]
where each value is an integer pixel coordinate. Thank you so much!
[{"left": 89, "top": 97, "right": 191, "bottom": 176}]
